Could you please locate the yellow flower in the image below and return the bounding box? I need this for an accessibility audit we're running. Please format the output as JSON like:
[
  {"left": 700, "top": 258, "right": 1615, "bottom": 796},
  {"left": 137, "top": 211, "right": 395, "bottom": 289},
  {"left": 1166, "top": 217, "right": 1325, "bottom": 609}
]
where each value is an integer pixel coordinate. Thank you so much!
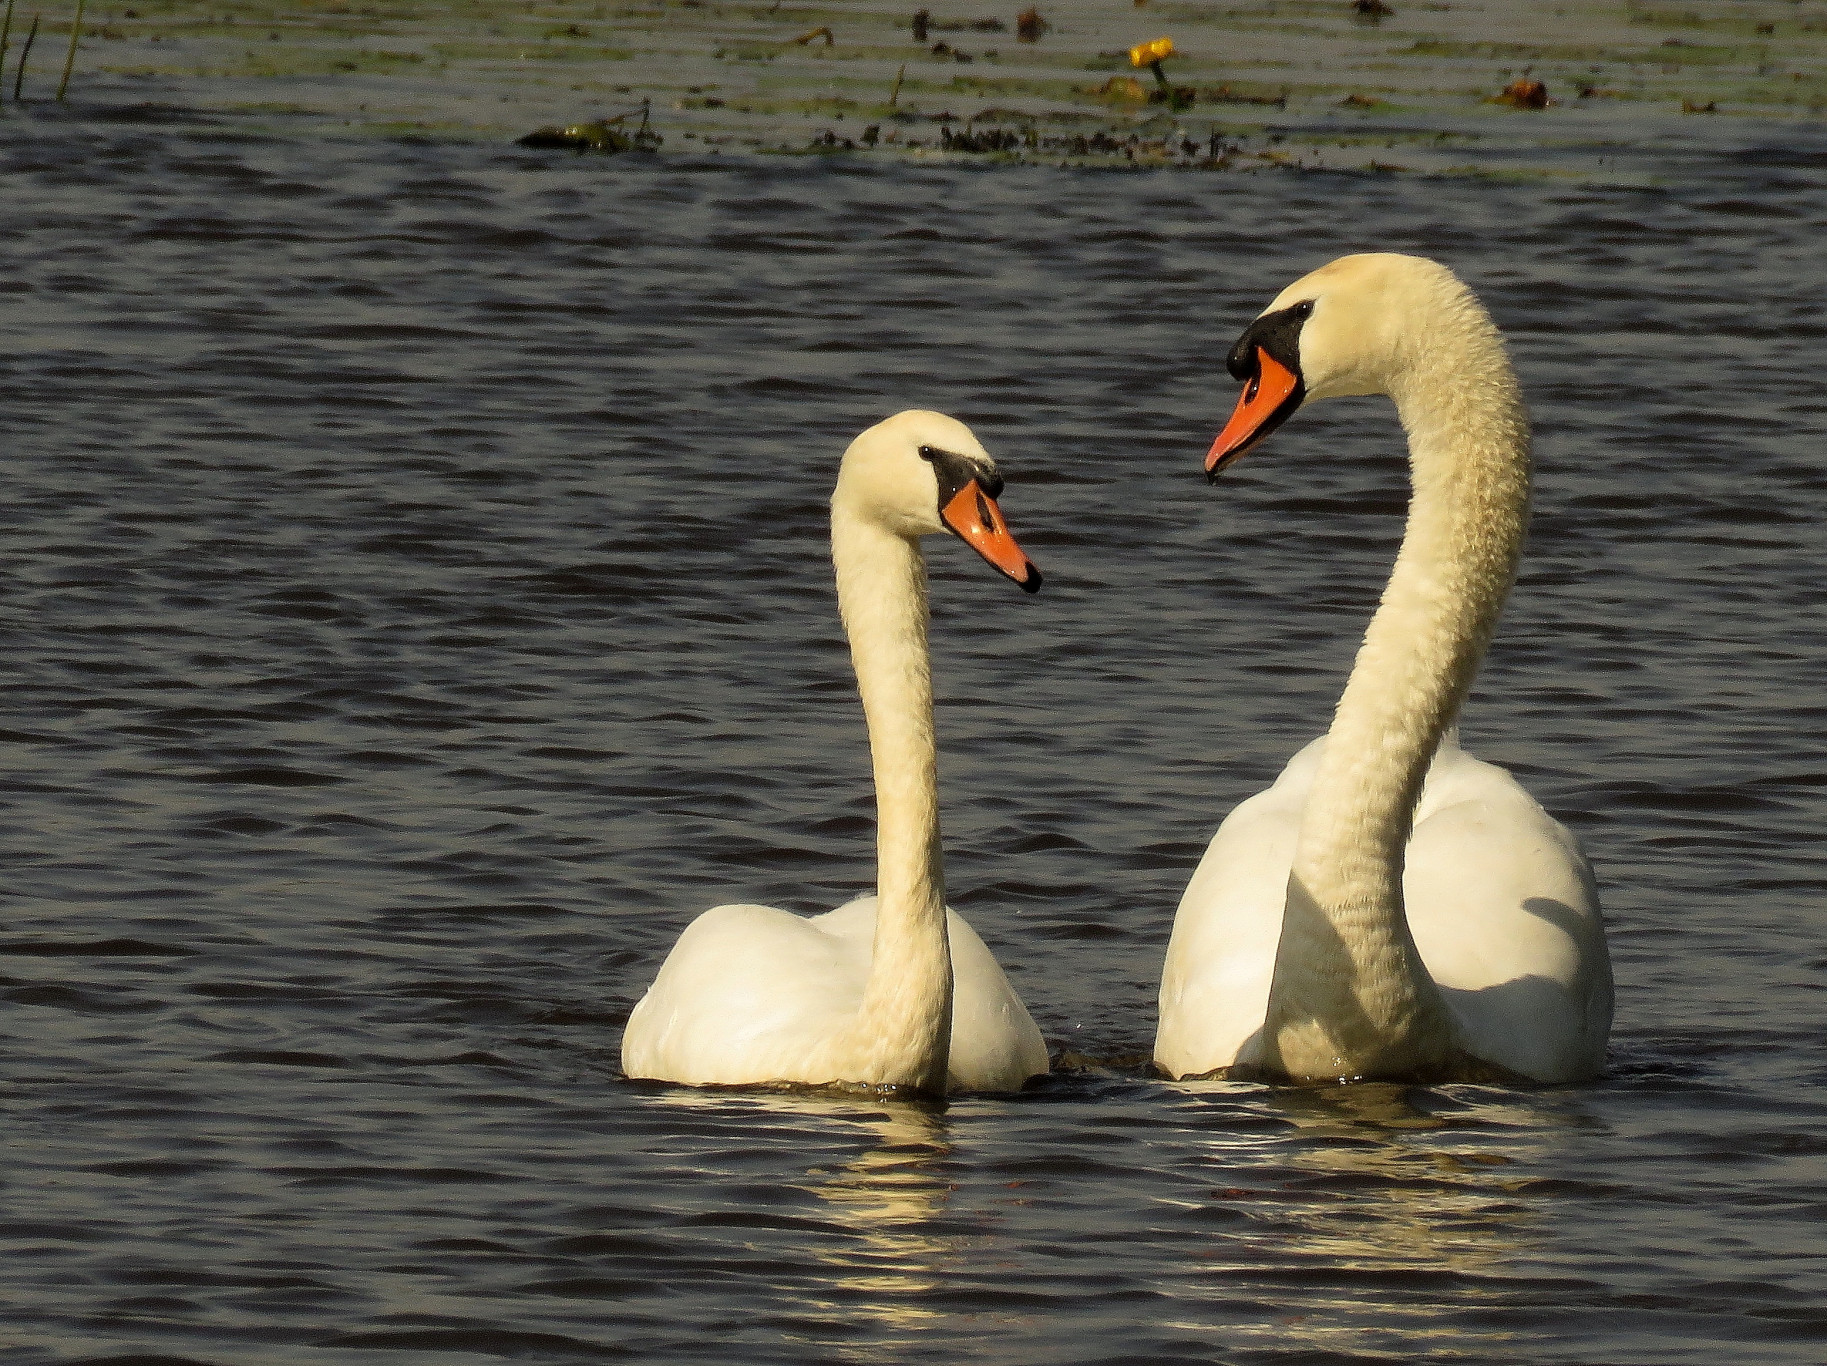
[{"left": 1129, "top": 36, "right": 1174, "bottom": 67}]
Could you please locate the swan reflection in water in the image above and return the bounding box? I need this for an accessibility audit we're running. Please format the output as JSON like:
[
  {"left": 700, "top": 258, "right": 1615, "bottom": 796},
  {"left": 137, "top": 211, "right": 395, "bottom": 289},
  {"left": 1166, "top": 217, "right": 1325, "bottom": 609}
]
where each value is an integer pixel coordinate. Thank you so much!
[
  {"left": 627, "top": 1085, "right": 966, "bottom": 1343},
  {"left": 1164, "top": 1080, "right": 1573, "bottom": 1355},
  {"left": 804, "top": 1102, "right": 959, "bottom": 1334}
]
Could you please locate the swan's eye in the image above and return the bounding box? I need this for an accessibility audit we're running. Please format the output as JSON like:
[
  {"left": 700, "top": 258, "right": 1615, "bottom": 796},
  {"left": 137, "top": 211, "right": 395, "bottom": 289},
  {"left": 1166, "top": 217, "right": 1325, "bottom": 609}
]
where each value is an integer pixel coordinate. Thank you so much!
[
  {"left": 917, "top": 446, "right": 937, "bottom": 461},
  {"left": 1293, "top": 300, "right": 1315, "bottom": 320}
]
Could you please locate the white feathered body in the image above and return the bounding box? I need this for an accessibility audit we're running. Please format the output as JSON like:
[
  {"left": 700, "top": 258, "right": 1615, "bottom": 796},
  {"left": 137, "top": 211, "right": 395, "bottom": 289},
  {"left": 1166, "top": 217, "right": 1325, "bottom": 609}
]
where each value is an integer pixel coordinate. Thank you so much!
[
  {"left": 623, "top": 895, "right": 1048, "bottom": 1093},
  {"left": 1156, "top": 734, "right": 1613, "bottom": 1082}
]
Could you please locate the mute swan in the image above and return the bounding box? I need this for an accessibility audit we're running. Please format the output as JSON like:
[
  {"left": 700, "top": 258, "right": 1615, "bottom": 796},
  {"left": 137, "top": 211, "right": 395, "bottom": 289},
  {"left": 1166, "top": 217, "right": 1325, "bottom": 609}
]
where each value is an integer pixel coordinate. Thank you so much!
[
  {"left": 623, "top": 411, "right": 1050, "bottom": 1096},
  {"left": 1155, "top": 254, "right": 1613, "bottom": 1084}
]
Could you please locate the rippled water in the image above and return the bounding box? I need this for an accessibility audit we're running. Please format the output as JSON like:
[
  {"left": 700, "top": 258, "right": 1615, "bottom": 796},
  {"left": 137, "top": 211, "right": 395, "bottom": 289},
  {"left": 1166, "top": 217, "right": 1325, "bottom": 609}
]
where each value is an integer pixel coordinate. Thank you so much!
[{"left": 4, "top": 101, "right": 1826, "bottom": 1364}]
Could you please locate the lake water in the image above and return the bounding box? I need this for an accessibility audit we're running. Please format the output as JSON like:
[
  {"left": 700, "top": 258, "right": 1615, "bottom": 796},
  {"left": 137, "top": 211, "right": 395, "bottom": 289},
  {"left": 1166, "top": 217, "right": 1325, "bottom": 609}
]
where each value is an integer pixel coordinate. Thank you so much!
[{"left": 3, "top": 98, "right": 1826, "bottom": 1364}]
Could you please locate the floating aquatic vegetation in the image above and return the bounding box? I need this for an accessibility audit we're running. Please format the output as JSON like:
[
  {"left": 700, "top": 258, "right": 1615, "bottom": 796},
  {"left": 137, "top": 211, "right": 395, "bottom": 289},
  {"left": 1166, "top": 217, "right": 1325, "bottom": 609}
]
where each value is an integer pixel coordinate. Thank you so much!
[
  {"left": 43, "top": 0, "right": 1827, "bottom": 178},
  {"left": 519, "top": 121, "right": 632, "bottom": 152},
  {"left": 1090, "top": 75, "right": 1148, "bottom": 102},
  {"left": 518, "top": 100, "right": 661, "bottom": 153}
]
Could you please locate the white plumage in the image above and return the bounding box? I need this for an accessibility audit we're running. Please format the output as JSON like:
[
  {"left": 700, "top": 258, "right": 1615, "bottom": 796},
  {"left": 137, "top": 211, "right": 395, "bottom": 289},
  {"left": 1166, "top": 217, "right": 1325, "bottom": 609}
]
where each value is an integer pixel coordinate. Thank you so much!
[
  {"left": 625, "top": 896, "right": 1047, "bottom": 1093},
  {"left": 624, "top": 411, "right": 1048, "bottom": 1096},
  {"left": 1156, "top": 254, "right": 1613, "bottom": 1084}
]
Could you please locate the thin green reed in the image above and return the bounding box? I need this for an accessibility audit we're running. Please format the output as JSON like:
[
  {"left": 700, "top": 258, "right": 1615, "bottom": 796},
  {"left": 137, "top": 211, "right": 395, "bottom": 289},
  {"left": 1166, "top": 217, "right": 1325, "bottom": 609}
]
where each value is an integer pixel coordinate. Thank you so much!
[
  {"left": 56, "top": 0, "right": 82, "bottom": 99},
  {"left": 0, "top": 0, "right": 15, "bottom": 102}
]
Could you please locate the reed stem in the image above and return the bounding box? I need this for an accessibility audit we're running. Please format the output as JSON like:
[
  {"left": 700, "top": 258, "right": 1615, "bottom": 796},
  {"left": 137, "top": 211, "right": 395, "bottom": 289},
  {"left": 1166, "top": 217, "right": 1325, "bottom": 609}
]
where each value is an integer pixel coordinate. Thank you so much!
[
  {"left": 56, "top": 0, "right": 82, "bottom": 100},
  {"left": 14, "top": 9, "right": 38, "bottom": 101},
  {"left": 0, "top": 0, "right": 17, "bottom": 101}
]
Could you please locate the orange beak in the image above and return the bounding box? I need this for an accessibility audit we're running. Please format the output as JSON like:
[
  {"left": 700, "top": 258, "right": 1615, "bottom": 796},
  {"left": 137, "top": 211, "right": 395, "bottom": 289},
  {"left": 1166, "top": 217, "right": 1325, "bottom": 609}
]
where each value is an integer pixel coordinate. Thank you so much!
[
  {"left": 941, "top": 482, "right": 1042, "bottom": 593},
  {"left": 1205, "top": 348, "right": 1303, "bottom": 479}
]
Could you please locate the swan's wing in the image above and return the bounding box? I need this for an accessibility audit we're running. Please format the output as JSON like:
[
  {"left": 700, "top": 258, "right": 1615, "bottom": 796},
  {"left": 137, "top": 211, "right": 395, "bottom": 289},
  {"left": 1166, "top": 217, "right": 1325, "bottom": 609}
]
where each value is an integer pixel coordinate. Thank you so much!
[
  {"left": 943, "top": 909, "right": 1049, "bottom": 1092},
  {"left": 1154, "top": 740, "right": 1325, "bottom": 1079},
  {"left": 1155, "top": 738, "right": 1612, "bottom": 1083},
  {"left": 1405, "top": 747, "right": 1613, "bottom": 1082},
  {"left": 622, "top": 895, "right": 1045, "bottom": 1094},
  {"left": 622, "top": 901, "right": 869, "bottom": 1086}
]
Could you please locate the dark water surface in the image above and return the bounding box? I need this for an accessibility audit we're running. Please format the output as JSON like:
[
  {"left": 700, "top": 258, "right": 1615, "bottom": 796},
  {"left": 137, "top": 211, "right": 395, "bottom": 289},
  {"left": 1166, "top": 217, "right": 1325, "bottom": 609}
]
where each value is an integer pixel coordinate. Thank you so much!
[{"left": 4, "top": 105, "right": 1827, "bottom": 1364}]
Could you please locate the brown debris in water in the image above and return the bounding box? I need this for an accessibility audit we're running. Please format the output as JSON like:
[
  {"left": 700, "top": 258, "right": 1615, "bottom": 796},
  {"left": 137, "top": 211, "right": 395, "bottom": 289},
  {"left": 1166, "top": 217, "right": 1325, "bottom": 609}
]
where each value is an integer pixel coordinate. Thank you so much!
[
  {"left": 1204, "top": 83, "right": 1287, "bottom": 107},
  {"left": 1016, "top": 7, "right": 1047, "bottom": 42},
  {"left": 1352, "top": 0, "right": 1394, "bottom": 18},
  {"left": 909, "top": 122, "right": 1237, "bottom": 166},
  {"left": 792, "top": 26, "right": 833, "bottom": 46},
  {"left": 914, "top": 11, "right": 1006, "bottom": 40},
  {"left": 940, "top": 124, "right": 1027, "bottom": 152},
  {"left": 1491, "top": 76, "right": 1551, "bottom": 109}
]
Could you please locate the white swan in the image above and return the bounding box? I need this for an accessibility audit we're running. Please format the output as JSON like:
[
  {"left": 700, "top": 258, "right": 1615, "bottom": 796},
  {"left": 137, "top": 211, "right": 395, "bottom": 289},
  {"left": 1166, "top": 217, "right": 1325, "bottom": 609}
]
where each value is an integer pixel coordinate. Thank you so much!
[
  {"left": 623, "top": 411, "right": 1050, "bottom": 1096},
  {"left": 1155, "top": 254, "right": 1613, "bottom": 1084}
]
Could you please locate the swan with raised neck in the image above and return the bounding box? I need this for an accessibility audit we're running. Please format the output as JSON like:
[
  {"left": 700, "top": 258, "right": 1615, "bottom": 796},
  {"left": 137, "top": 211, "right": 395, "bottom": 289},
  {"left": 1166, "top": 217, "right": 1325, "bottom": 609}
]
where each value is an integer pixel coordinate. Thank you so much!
[
  {"left": 1155, "top": 254, "right": 1612, "bottom": 1084},
  {"left": 624, "top": 410, "right": 1049, "bottom": 1096}
]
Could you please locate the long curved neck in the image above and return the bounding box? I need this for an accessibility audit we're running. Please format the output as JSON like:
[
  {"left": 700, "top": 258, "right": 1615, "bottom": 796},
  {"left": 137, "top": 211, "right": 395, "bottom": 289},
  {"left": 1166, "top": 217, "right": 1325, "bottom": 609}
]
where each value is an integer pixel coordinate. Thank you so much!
[
  {"left": 1266, "top": 314, "right": 1531, "bottom": 1080},
  {"left": 830, "top": 508, "right": 951, "bottom": 1093}
]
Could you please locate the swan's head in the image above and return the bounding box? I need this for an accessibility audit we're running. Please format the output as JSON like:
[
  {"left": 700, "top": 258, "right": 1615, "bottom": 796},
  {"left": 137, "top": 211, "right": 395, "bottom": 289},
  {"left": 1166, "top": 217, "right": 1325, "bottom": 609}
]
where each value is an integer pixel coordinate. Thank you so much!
[
  {"left": 834, "top": 410, "right": 1042, "bottom": 593},
  {"left": 1204, "top": 253, "right": 1473, "bottom": 478}
]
